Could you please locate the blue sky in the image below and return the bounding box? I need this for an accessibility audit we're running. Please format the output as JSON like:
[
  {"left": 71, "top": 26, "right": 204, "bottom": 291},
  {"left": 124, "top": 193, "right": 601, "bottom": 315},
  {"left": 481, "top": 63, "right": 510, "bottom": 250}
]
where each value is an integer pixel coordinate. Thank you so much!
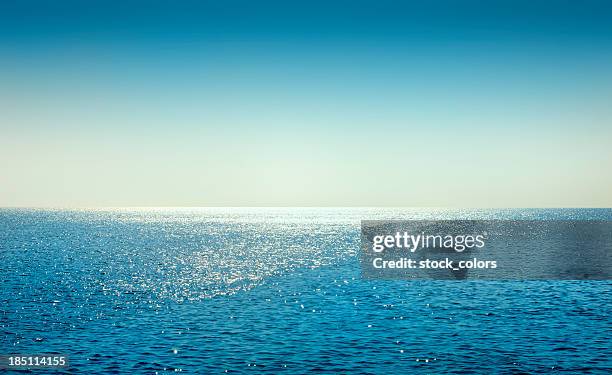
[{"left": 1, "top": 1, "right": 611, "bottom": 206}]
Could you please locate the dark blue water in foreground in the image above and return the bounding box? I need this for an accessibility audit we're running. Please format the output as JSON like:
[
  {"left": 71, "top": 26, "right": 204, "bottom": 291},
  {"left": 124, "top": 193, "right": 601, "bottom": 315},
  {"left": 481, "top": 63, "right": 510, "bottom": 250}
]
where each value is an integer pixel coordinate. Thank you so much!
[{"left": 1, "top": 208, "right": 611, "bottom": 374}]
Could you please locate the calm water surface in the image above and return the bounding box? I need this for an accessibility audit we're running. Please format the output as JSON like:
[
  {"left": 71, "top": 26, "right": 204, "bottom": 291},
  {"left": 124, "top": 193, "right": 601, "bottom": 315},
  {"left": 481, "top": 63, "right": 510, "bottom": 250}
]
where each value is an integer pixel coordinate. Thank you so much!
[{"left": 1, "top": 208, "right": 611, "bottom": 373}]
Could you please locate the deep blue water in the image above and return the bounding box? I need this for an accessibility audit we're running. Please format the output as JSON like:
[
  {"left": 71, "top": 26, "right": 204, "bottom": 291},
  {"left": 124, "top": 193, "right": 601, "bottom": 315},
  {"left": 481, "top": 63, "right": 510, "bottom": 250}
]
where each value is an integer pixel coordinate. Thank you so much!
[{"left": 1, "top": 208, "right": 611, "bottom": 374}]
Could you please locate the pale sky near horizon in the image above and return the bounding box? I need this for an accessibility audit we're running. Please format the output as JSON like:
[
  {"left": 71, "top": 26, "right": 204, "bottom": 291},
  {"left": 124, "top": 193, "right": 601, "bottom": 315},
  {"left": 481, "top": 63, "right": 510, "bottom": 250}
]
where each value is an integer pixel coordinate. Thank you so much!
[{"left": 1, "top": 1, "right": 612, "bottom": 207}]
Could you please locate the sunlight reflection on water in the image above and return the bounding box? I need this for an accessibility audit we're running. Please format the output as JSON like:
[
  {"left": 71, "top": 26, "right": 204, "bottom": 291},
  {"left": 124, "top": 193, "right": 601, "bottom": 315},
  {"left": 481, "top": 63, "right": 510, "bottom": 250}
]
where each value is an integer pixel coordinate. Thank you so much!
[{"left": 2, "top": 208, "right": 611, "bottom": 373}]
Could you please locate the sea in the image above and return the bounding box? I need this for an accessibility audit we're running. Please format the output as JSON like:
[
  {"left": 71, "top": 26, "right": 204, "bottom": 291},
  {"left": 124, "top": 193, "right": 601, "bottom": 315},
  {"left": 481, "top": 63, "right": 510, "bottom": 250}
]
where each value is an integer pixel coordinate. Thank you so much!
[{"left": 1, "top": 208, "right": 611, "bottom": 373}]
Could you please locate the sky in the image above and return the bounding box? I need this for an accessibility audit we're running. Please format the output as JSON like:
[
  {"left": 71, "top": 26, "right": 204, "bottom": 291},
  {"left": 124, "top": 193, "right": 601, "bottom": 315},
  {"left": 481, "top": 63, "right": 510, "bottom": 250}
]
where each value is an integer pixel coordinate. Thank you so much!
[{"left": 1, "top": 0, "right": 611, "bottom": 207}]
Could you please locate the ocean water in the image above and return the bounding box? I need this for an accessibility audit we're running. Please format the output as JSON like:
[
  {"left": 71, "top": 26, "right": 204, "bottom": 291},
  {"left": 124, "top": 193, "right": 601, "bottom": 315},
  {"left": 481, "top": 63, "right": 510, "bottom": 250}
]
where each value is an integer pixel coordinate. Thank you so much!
[{"left": 1, "top": 208, "right": 611, "bottom": 374}]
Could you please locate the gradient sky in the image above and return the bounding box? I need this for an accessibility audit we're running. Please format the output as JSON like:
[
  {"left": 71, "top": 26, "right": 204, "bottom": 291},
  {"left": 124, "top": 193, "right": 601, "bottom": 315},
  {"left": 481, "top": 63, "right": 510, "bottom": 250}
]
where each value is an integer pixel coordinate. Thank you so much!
[{"left": 1, "top": 0, "right": 611, "bottom": 207}]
